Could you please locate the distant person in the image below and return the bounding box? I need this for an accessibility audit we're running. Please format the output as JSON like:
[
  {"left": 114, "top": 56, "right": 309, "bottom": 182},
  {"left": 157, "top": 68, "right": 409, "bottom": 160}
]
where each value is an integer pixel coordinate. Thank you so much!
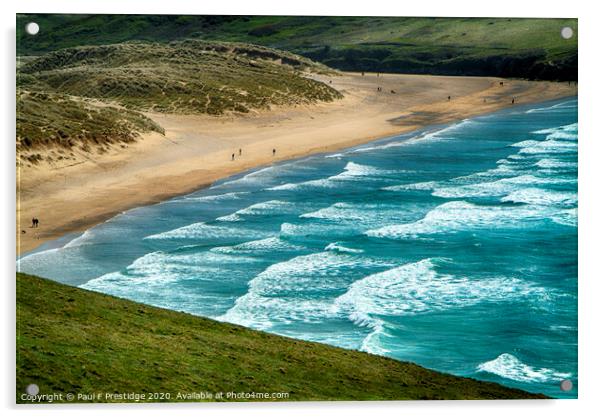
[
  {"left": 272, "top": 148, "right": 276, "bottom": 157},
  {"left": 500, "top": 81, "right": 504, "bottom": 86},
  {"left": 448, "top": 95, "right": 451, "bottom": 101},
  {"left": 31, "top": 218, "right": 38, "bottom": 228},
  {"left": 361, "top": 72, "right": 365, "bottom": 76},
  {"left": 231, "top": 153, "right": 235, "bottom": 161},
  {"left": 512, "top": 97, "right": 515, "bottom": 104},
  {"left": 239, "top": 148, "right": 242, "bottom": 156}
]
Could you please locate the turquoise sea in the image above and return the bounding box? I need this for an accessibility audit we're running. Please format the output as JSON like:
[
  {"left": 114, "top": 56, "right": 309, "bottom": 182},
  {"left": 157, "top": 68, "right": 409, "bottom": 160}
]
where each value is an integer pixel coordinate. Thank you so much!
[{"left": 19, "top": 98, "right": 578, "bottom": 398}]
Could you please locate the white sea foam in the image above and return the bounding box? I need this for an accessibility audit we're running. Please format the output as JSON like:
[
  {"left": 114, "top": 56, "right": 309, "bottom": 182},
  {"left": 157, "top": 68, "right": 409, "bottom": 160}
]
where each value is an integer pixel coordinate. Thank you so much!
[
  {"left": 550, "top": 325, "right": 577, "bottom": 332},
  {"left": 83, "top": 250, "right": 259, "bottom": 293},
  {"left": 351, "top": 120, "right": 475, "bottom": 154},
  {"left": 211, "top": 236, "right": 305, "bottom": 254},
  {"left": 268, "top": 182, "right": 302, "bottom": 191},
  {"left": 365, "top": 201, "right": 555, "bottom": 239},
  {"left": 432, "top": 175, "right": 573, "bottom": 199},
  {"left": 546, "top": 131, "right": 578, "bottom": 141},
  {"left": 217, "top": 252, "right": 389, "bottom": 328},
  {"left": 216, "top": 200, "right": 295, "bottom": 222},
  {"left": 477, "top": 353, "right": 571, "bottom": 383},
  {"left": 551, "top": 208, "right": 578, "bottom": 227},
  {"left": 300, "top": 203, "right": 365, "bottom": 221},
  {"left": 511, "top": 140, "right": 541, "bottom": 148},
  {"left": 533, "top": 122, "right": 578, "bottom": 136},
  {"left": 173, "top": 191, "right": 247, "bottom": 203},
  {"left": 268, "top": 177, "right": 337, "bottom": 191},
  {"left": 383, "top": 181, "right": 437, "bottom": 192},
  {"left": 519, "top": 140, "right": 577, "bottom": 155},
  {"left": 535, "top": 158, "right": 577, "bottom": 169},
  {"left": 299, "top": 202, "right": 403, "bottom": 226},
  {"left": 501, "top": 188, "right": 577, "bottom": 206},
  {"left": 269, "top": 162, "right": 392, "bottom": 191},
  {"left": 218, "top": 166, "right": 276, "bottom": 187},
  {"left": 325, "top": 242, "right": 364, "bottom": 254},
  {"left": 526, "top": 100, "right": 577, "bottom": 114},
  {"left": 333, "top": 259, "right": 551, "bottom": 354},
  {"left": 145, "top": 221, "right": 266, "bottom": 241},
  {"left": 62, "top": 230, "right": 94, "bottom": 249},
  {"left": 334, "top": 259, "right": 549, "bottom": 320},
  {"left": 329, "top": 162, "right": 396, "bottom": 180}
]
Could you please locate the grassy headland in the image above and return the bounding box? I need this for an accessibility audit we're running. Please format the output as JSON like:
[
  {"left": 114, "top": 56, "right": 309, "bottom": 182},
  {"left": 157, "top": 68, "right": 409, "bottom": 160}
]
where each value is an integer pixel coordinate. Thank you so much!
[
  {"left": 16, "top": 273, "right": 547, "bottom": 402},
  {"left": 17, "top": 15, "right": 577, "bottom": 80}
]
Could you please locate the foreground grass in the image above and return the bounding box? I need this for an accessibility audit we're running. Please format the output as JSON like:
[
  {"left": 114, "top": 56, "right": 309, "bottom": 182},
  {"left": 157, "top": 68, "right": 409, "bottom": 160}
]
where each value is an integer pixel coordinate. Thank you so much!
[{"left": 16, "top": 273, "right": 546, "bottom": 403}]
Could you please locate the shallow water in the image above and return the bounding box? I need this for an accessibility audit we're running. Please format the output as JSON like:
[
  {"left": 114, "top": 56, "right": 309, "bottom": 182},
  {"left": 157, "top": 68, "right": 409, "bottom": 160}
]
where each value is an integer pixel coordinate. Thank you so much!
[{"left": 19, "top": 98, "right": 578, "bottom": 398}]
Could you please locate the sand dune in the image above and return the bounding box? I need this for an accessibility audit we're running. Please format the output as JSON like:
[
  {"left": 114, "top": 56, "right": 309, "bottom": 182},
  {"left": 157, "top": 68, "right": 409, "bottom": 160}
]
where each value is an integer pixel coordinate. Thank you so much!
[{"left": 16, "top": 72, "right": 576, "bottom": 254}]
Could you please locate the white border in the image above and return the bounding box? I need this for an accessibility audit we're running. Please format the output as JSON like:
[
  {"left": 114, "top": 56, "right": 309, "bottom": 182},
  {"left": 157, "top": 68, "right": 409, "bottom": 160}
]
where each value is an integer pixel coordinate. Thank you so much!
[{"left": 2, "top": 1, "right": 600, "bottom": 417}]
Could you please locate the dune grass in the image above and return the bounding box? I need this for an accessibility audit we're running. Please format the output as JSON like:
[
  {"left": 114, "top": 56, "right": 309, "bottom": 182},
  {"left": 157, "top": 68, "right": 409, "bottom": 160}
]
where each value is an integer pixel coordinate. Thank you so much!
[
  {"left": 16, "top": 272, "right": 547, "bottom": 403},
  {"left": 16, "top": 40, "right": 341, "bottom": 164},
  {"left": 18, "top": 40, "right": 340, "bottom": 116},
  {"left": 16, "top": 90, "right": 164, "bottom": 166}
]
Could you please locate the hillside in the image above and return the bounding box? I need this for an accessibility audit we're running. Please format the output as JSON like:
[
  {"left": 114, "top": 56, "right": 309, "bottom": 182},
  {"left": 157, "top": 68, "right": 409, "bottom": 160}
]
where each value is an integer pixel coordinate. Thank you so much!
[
  {"left": 16, "top": 40, "right": 341, "bottom": 165},
  {"left": 16, "top": 273, "right": 547, "bottom": 402},
  {"left": 17, "top": 14, "right": 578, "bottom": 80}
]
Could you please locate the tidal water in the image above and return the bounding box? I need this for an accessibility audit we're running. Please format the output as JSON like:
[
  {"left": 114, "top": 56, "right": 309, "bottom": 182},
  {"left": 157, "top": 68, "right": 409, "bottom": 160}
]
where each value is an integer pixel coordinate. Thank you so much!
[{"left": 19, "top": 98, "right": 578, "bottom": 398}]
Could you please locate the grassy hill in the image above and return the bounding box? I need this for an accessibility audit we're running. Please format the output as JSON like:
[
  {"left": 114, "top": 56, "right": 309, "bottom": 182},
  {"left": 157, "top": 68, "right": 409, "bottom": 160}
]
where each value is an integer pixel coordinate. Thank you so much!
[
  {"left": 17, "top": 14, "right": 578, "bottom": 80},
  {"left": 17, "top": 40, "right": 340, "bottom": 165},
  {"left": 16, "top": 272, "right": 547, "bottom": 402}
]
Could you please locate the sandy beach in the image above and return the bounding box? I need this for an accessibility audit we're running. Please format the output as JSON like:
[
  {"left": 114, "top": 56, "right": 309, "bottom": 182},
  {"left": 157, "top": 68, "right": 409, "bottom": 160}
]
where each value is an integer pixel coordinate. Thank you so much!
[{"left": 16, "top": 72, "right": 576, "bottom": 254}]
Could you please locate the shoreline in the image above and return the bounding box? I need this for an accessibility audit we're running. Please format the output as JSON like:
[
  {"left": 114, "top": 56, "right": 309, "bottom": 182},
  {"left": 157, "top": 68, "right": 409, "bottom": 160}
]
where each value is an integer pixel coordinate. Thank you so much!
[{"left": 17, "top": 72, "right": 577, "bottom": 255}]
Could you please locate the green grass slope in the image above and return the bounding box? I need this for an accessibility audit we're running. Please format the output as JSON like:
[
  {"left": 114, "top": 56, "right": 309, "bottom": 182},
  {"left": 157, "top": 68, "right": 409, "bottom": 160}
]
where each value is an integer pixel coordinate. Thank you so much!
[
  {"left": 16, "top": 273, "right": 547, "bottom": 403},
  {"left": 17, "top": 14, "right": 577, "bottom": 80}
]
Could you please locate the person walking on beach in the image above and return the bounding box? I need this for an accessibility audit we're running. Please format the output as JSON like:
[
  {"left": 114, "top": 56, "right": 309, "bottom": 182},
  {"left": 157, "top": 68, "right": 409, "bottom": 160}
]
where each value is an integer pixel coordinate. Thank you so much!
[
  {"left": 239, "top": 148, "right": 242, "bottom": 156},
  {"left": 512, "top": 97, "right": 515, "bottom": 104},
  {"left": 448, "top": 95, "right": 451, "bottom": 101},
  {"left": 231, "top": 153, "right": 235, "bottom": 161},
  {"left": 31, "top": 217, "right": 39, "bottom": 228},
  {"left": 272, "top": 148, "right": 276, "bottom": 157}
]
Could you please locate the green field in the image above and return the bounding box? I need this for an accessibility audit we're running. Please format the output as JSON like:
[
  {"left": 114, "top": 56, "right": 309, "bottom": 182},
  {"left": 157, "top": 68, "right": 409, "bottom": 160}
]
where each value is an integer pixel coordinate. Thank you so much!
[
  {"left": 16, "top": 273, "right": 547, "bottom": 403},
  {"left": 17, "top": 15, "right": 577, "bottom": 80}
]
